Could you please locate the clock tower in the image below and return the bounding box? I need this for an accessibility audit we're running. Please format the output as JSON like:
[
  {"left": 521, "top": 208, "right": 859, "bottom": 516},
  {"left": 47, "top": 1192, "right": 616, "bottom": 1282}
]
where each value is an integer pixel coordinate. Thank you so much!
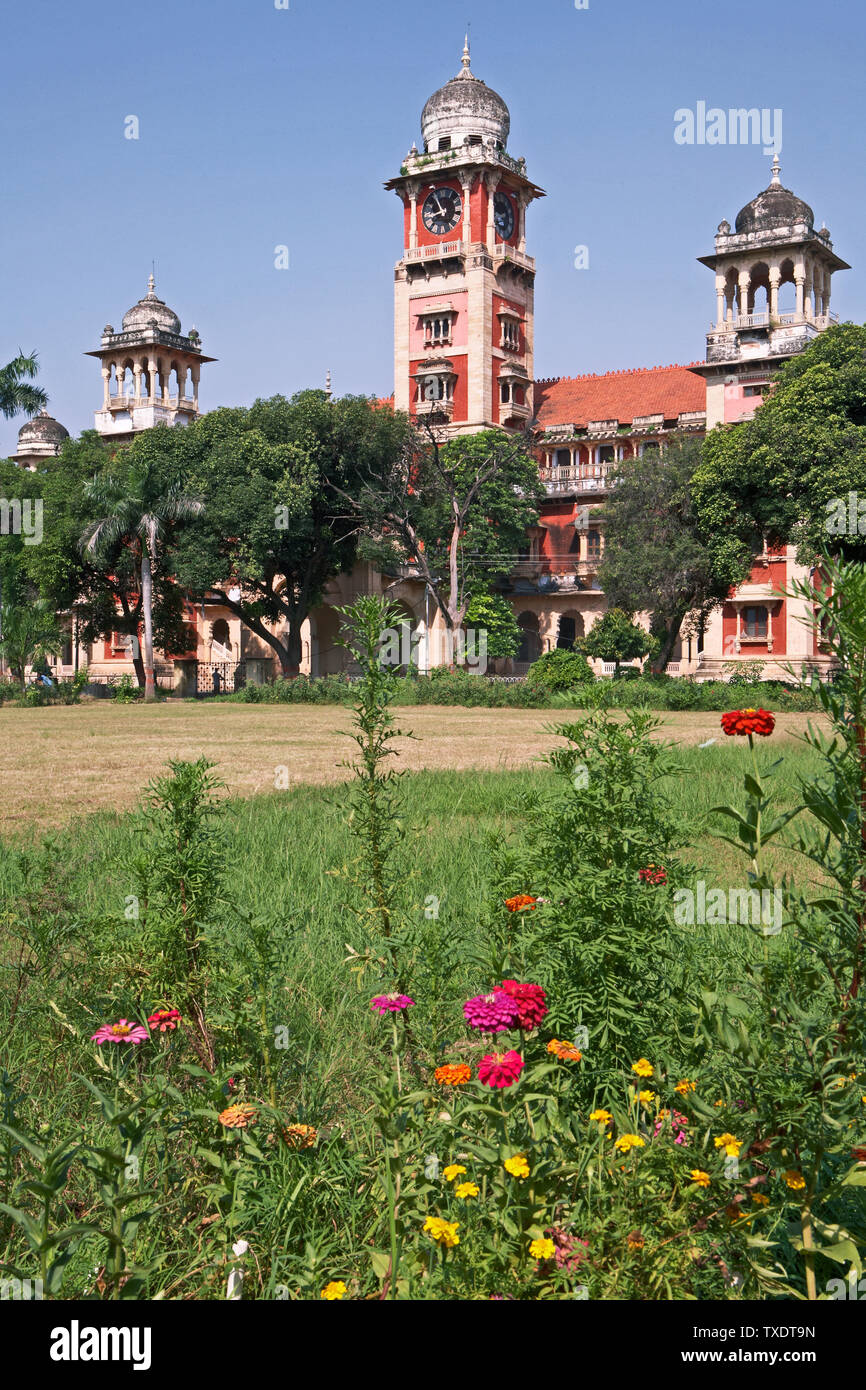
[{"left": 386, "top": 41, "right": 544, "bottom": 435}]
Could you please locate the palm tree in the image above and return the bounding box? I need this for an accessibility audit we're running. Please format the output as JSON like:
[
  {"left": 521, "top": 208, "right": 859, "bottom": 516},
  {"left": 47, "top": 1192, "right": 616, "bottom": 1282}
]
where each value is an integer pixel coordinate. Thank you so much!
[
  {"left": 0, "top": 351, "right": 48, "bottom": 420},
  {"left": 0, "top": 600, "right": 62, "bottom": 687},
  {"left": 81, "top": 459, "right": 203, "bottom": 702}
]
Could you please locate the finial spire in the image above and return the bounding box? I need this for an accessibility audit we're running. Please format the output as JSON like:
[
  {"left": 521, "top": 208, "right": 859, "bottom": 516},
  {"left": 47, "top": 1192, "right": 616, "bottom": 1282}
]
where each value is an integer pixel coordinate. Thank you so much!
[
  {"left": 325, "top": 369, "right": 332, "bottom": 401},
  {"left": 769, "top": 153, "right": 781, "bottom": 186},
  {"left": 462, "top": 32, "right": 471, "bottom": 70},
  {"left": 148, "top": 270, "right": 155, "bottom": 294}
]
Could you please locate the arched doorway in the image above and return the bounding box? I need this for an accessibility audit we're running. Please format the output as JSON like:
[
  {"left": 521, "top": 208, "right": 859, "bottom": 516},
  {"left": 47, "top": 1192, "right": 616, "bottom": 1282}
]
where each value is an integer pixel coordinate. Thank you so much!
[
  {"left": 516, "top": 611, "right": 541, "bottom": 666},
  {"left": 556, "top": 610, "right": 585, "bottom": 650}
]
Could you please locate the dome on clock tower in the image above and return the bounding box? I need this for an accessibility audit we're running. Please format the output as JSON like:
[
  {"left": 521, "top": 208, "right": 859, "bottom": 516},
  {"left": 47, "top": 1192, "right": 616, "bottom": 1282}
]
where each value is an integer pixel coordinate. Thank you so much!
[{"left": 421, "top": 39, "right": 511, "bottom": 151}]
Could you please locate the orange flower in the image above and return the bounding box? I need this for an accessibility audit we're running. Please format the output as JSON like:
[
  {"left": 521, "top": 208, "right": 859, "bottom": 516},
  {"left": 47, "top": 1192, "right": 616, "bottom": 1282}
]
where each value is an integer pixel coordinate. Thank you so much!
[
  {"left": 547, "top": 1038, "right": 583, "bottom": 1062},
  {"left": 218, "top": 1103, "right": 258, "bottom": 1130},
  {"left": 282, "top": 1123, "right": 317, "bottom": 1148},
  {"left": 626, "top": 1231, "right": 645, "bottom": 1251},
  {"left": 434, "top": 1063, "right": 472, "bottom": 1086},
  {"left": 505, "top": 894, "right": 538, "bottom": 912}
]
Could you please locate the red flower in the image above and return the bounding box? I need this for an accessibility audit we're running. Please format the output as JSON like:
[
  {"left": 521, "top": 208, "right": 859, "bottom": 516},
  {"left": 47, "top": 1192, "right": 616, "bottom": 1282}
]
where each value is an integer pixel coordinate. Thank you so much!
[
  {"left": 499, "top": 980, "right": 548, "bottom": 1031},
  {"left": 147, "top": 1008, "right": 181, "bottom": 1033},
  {"left": 638, "top": 865, "right": 667, "bottom": 885},
  {"left": 720, "top": 708, "right": 776, "bottom": 738},
  {"left": 478, "top": 1050, "right": 524, "bottom": 1089},
  {"left": 852, "top": 1146, "right": 866, "bottom": 1163},
  {"left": 505, "top": 894, "right": 537, "bottom": 912}
]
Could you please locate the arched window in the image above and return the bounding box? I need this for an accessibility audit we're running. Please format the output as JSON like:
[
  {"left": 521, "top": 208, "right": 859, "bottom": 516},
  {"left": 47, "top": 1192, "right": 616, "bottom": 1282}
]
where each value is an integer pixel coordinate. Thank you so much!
[{"left": 516, "top": 612, "right": 541, "bottom": 664}]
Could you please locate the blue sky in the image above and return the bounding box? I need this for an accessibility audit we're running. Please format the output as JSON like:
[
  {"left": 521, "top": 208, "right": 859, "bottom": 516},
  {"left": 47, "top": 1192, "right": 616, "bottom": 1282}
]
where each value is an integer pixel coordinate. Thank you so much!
[{"left": 2, "top": 0, "right": 864, "bottom": 456}]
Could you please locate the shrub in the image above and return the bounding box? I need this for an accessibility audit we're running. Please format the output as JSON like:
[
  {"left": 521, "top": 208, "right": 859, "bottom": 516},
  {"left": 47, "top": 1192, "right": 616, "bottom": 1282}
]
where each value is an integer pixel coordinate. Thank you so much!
[{"left": 526, "top": 648, "right": 595, "bottom": 691}]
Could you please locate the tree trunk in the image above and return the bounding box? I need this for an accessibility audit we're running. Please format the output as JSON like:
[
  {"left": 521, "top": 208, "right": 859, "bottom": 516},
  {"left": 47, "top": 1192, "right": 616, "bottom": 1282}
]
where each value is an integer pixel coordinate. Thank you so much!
[
  {"left": 651, "top": 619, "right": 682, "bottom": 674},
  {"left": 281, "top": 620, "right": 303, "bottom": 678},
  {"left": 140, "top": 549, "right": 156, "bottom": 703}
]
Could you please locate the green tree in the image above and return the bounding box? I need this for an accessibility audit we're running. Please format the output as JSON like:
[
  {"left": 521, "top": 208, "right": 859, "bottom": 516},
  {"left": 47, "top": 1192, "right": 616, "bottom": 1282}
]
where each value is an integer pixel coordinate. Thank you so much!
[
  {"left": 81, "top": 450, "right": 203, "bottom": 702},
  {"left": 0, "top": 351, "right": 47, "bottom": 420},
  {"left": 692, "top": 322, "right": 866, "bottom": 585},
  {"left": 463, "top": 590, "right": 520, "bottom": 661},
  {"left": 599, "top": 438, "right": 729, "bottom": 671},
  {"left": 584, "top": 607, "right": 655, "bottom": 675},
  {"left": 341, "top": 426, "right": 544, "bottom": 663},
  {"left": 0, "top": 599, "right": 62, "bottom": 687},
  {"left": 172, "top": 391, "right": 411, "bottom": 676}
]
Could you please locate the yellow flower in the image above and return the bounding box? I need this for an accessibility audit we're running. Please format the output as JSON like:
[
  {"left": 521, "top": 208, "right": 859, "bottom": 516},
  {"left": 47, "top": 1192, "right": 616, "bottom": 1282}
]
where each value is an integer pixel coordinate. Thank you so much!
[
  {"left": 783, "top": 1170, "right": 806, "bottom": 1191},
  {"left": 321, "top": 1280, "right": 347, "bottom": 1300},
  {"left": 614, "top": 1133, "right": 646, "bottom": 1153},
  {"left": 714, "top": 1133, "right": 742, "bottom": 1157},
  {"left": 752, "top": 1193, "right": 770, "bottom": 1206},
  {"left": 638, "top": 1090, "right": 656, "bottom": 1106},
  {"left": 631, "top": 1058, "right": 654, "bottom": 1078},
  {"left": 443, "top": 1164, "right": 467, "bottom": 1182},
  {"left": 589, "top": 1108, "right": 612, "bottom": 1125},
  {"left": 674, "top": 1079, "right": 696, "bottom": 1095},
  {"left": 504, "top": 1154, "right": 530, "bottom": 1179},
  {"left": 714, "top": 1099, "right": 726, "bottom": 1107},
  {"left": 626, "top": 1231, "right": 645, "bottom": 1250},
  {"left": 454, "top": 1181, "right": 479, "bottom": 1199},
  {"left": 529, "top": 1238, "right": 556, "bottom": 1261},
  {"left": 423, "top": 1216, "right": 460, "bottom": 1248},
  {"left": 689, "top": 1169, "right": 711, "bottom": 1188}
]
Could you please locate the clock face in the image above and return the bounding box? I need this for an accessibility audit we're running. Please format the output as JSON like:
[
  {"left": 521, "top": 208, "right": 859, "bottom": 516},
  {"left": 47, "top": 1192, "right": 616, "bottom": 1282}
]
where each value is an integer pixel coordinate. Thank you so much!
[
  {"left": 422, "top": 186, "right": 463, "bottom": 236},
  {"left": 494, "top": 191, "right": 515, "bottom": 240}
]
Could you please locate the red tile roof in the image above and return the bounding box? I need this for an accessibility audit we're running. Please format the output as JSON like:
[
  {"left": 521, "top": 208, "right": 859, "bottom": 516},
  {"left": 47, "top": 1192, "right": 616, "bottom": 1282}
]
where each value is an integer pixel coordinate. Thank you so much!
[{"left": 534, "top": 363, "right": 706, "bottom": 429}]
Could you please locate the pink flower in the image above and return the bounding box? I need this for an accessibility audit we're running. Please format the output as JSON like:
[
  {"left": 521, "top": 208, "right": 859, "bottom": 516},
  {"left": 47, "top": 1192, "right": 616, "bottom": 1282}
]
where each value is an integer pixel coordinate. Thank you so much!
[
  {"left": 499, "top": 979, "right": 548, "bottom": 1031},
  {"left": 478, "top": 1051, "right": 524, "bottom": 1089},
  {"left": 147, "top": 1008, "right": 181, "bottom": 1033},
  {"left": 90, "top": 1019, "right": 149, "bottom": 1045},
  {"left": 463, "top": 990, "right": 521, "bottom": 1034},
  {"left": 370, "top": 994, "right": 414, "bottom": 1015}
]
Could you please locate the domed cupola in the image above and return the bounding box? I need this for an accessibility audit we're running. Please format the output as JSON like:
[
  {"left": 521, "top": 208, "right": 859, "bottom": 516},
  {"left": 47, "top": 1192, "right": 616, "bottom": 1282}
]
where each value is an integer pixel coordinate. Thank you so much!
[
  {"left": 421, "top": 38, "right": 510, "bottom": 152},
  {"left": 12, "top": 410, "right": 69, "bottom": 467},
  {"left": 734, "top": 156, "right": 814, "bottom": 235},
  {"left": 121, "top": 273, "right": 182, "bottom": 335}
]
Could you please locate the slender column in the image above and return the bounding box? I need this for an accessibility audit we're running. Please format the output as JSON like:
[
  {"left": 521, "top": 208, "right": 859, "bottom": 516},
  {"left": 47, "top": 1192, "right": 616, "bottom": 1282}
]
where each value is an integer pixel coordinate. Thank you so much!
[
  {"left": 101, "top": 367, "right": 111, "bottom": 408},
  {"left": 406, "top": 180, "right": 420, "bottom": 252},
  {"left": 518, "top": 193, "right": 528, "bottom": 254},
  {"left": 460, "top": 173, "right": 473, "bottom": 250},
  {"left": 191, "top": 364, "right": 200, "bottom": 407},
  {"left": 738, "top": 271, "right": 751, "bottom": 320},
  {"left": 133, "top": 364, "right": 142, "bottom": 401},
  {"left": 769, "top": 267, "right": 780, "bottom": 317},
  {"left": 803, "top": 266, "right": 813, "bottom": 322},
  {"left": 178, "top": 364, "right": 188, "bottom": 400},
  {"left": 147, "top": 359, "right": 158, "bottom": 403},
  {"left": 715, "top": 275, "right": 725, "bottom": 328},
  {"left": 485, "top": 170, "right": 501, "bottom": 247},
  {"left": 794, "top": 272, "right": 805, "bottom": 319}
]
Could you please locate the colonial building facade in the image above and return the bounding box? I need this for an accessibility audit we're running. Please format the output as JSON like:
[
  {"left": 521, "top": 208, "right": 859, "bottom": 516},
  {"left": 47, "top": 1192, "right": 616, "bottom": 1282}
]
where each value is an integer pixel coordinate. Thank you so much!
[{"left": 9, "top": 45, "right": 850, "bottom": 688}]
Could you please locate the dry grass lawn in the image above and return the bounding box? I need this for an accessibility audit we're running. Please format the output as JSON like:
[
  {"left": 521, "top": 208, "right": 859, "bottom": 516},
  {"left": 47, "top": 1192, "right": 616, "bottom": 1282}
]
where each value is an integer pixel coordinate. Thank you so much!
[{"left": 0, "top": 701, "right": 827, "bottom": 837}]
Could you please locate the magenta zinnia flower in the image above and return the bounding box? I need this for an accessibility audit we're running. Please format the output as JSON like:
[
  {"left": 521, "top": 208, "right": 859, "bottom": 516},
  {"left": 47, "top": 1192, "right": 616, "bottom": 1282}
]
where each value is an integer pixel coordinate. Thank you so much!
[
  {"left": 463, "top": 990, "right": 521, "bottom": 1033},
  {"left": 499, "top": 979, "right": 548, "bottom": 1031},
  {"left": 478, "top": 1050, "right": 524, "bottom": 1089},
  {"left": 370, "top": 994, "right": 414, "bottom": 1015},
  {"left": 90, "top": 1018, "right": 149, "bottom": 1045}
]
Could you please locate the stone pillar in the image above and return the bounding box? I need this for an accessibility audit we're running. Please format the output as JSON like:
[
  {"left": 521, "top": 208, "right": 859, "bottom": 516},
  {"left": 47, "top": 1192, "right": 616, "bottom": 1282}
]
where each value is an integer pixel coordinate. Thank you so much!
[
  {"left": 737, "top": 271, "right": 751, "bottom": 320},
  {"left": 794, "top": 271, "right": 805, "bottom": 319},
  {"left": 178, "top": 364, "right": 188, "bottom": 400},
  {"left": 101, "top": 367, "right": 111, "bottom": 408},
  {"left": 147, "top": 358, "right": 158, "bottom": 403},
  {"left": 406, "top": 180, "right": 420, "bottom": 252},
  {"left": 518, "top": 193, "right": 528, "bottom": 254},
  {"left": 191, "top": 364, "right": 200, "bottom": 407},
  {"left": 133, "top": 364, "right": 142, "bottom": 401},
  {"left": 715, "top": 275, "right": 725, "bottom": 328},
  {"left": 485, "top": 170, "right": 501, "bottom": 247},
  {"left": 803, "top": 266, "right": 813, "bottom": 322},
  {"left": 769, "top": 267, "right": 781, "bottom": 317},
  {"left": 460, "top": 174, "right": 473, "bottom": 251}
]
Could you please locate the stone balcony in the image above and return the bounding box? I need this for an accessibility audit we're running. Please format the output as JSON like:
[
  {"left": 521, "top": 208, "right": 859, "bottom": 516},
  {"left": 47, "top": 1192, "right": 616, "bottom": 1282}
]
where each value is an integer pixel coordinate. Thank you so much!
[
  {"left": 710, "top": 309, "right": 839, "bottom": 333},
  {"left": 107, "top": 395, "right": 197, "bottom": 411},
  {"left": 539, "top": 472, "right": 609, "bottom": 496}
]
